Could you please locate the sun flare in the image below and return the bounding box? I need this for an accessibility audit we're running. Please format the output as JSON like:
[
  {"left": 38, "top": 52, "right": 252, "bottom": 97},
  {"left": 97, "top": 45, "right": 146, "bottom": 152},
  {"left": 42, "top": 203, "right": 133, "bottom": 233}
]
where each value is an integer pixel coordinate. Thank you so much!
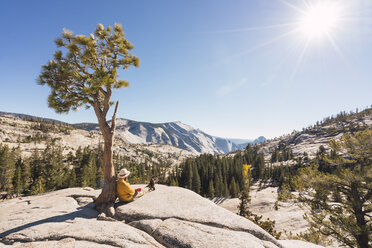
[
  {"left": 207, "top": 0, "right": 352, "bottom": 79},
  {"left": 299, "top": 2, "right": 342, "bottom": 38}
]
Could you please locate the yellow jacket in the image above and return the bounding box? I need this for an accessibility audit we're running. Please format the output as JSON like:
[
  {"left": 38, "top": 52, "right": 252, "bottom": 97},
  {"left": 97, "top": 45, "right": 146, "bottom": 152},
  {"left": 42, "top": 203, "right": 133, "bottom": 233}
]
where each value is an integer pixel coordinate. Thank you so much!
[{"left": 117, "top": 178, "right": 135, "bottom": 202}]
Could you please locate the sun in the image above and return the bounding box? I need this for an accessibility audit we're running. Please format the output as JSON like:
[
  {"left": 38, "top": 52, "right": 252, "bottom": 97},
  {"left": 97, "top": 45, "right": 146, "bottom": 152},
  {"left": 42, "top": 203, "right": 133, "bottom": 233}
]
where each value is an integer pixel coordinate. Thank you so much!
[
  {"left": 206, "top": 0, "right": 351, "bottom": 78},
  {"left": 299, "top": 2, "right": 342, "bottom": 38}
]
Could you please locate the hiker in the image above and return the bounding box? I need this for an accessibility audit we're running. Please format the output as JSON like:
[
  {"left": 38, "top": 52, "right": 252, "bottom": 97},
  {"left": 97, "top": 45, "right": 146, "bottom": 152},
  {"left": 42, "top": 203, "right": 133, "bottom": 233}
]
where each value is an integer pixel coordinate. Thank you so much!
[{"left": 116, "top": 168, "right": 150, "bottom": 202}]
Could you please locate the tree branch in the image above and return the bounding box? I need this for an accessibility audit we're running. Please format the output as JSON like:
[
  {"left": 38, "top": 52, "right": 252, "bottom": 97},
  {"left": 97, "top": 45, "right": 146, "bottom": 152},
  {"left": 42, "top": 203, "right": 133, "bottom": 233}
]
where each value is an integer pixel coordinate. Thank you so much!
[
  {"left": 93, "top": 96, "right": 110, "bottom": 136},
  {"left": 102, "top": 87, "right": 111, "bottom": 116},
  {"left": 99, "top": 87, "right": 108, "bottom": 97},
  {"left": 110, "top": 101, "right": 119, "bottom": 133},
  {"left": 64, "top": 37, "right": 90, "bottom": 79}
]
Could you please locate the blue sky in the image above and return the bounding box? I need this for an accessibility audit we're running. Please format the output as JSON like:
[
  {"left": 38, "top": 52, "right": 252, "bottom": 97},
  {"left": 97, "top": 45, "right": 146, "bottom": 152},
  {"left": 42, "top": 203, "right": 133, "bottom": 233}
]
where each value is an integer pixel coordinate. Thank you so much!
[{"left": 0, "top": 0, "right": 371, "bottom": 139}]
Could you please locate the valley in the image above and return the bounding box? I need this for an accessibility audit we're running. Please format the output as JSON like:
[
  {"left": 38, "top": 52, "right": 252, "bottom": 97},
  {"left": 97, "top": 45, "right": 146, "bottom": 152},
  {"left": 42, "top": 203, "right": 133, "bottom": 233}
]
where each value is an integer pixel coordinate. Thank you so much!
[{"left": 1, "top": 108, "right": 371, "bottom": 248}]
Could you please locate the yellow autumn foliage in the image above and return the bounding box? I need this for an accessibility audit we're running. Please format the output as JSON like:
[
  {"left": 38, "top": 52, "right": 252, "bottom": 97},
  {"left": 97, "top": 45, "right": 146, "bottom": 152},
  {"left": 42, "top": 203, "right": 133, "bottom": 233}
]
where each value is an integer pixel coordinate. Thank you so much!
[{"left": 243, "top": 164, "right": 251, "bottom": 181}]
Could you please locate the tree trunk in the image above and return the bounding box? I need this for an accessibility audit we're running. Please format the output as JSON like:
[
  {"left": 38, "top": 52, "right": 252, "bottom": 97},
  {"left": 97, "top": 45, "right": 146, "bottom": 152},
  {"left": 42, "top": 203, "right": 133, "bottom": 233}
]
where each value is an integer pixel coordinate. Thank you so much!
[
  {"left": 95, "top": 134, "right": 116, "bottom": 216},
  {"left": 93, "top": 101, "right": 120, "bottom": 216},
  {"left": 350, "top": 183, "right": 369, "bottom": 248}
]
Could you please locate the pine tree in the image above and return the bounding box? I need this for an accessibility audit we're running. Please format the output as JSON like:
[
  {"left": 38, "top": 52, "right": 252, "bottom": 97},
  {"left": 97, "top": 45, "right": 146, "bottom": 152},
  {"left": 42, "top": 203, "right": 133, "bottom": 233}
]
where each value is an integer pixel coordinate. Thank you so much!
[
  {"left": 0, "top": 145, "right": 16, "bottom": 193},
  {"left": 38, "top": 23, "right": 139, "bottom": 213},
  {"left": 12, "top": 159, "right": 22, "bottom": 195},
  {"left": 235, "top": 181, "right": 240, "bottom": 196},
  {"left": 271, "top": 147, "right": 279, "bottom": 163},
  {"left": 80, "top": 149, "right": 91, "bottom": 187},
  {"left": 20, "top": 158, "right": 30, "bottom": 194},
  {"left": 0, "top": 144, "right": 8, "bottom": 191},
  {"left": 192, "top": 164, "right": 201, "bottom": 194},
  {"left": 29, "top": 149, "right": 42, "bottom": 192},
  {"left": 170, "top": 178, "right": 178, "bottom": 186},
  {"left": 88, "top": 152, "right": 97, "bottom": 188},
  {"left": 208, "top": 180, "right": 215, "bottom": 198},
  {"left": 69, "top": 169, "right": 77, "bottom": 188},
  {"left": 229, "top": 177, "right": 238, "bottom": 198},
  {"left": 214, "top": 175, "right": 221, "bottom": 196},
  {"left": 294, "top": 130, "right": 372, "bottom": 248},
  {"left": 186, "top": 163, "right": 193, "bottom": 190},
  {"left": 238, "top": 190, "right": 251, "bottom": 217},
  {"left": 92, "top": 144, "right": 104, "bottom": 188},
  {"left": 42, "top": 144, "right": 66, "bottom": 191},
  {"left": 30, "top": 176, "right": 45, "bottom": 195},
  {"left": 12, "top": 149, "right": 24, "bottom": 195},
  {"left": 223, "top": 177, "right": 229, "bottom": 197},
  {"left": 174, "top": 147, "right": 265, "bottom": 197}
]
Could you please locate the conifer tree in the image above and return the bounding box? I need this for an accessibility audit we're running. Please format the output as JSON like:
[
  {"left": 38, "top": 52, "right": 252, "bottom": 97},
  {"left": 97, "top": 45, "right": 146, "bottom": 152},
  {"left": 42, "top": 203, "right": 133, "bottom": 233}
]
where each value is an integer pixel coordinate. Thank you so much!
[
  {"left": 186, "top": 163, "right": 193, "bottom": 190},
  {"left": 0, "top": 145, "right": 16, "bottom": 193},
  {"left": 88, "top": 152, "right": 97, "bottom": 188},
  {"left": 21, "top": 160, "right": 30, "bottom": 193},
  {"left": 223, "top": 177, "right": 229, "bottom": 197},
  {"left": 230, "top": 177, "right": 238, "bottom": 197},
  {"left": 38, "top": 23, "right": 139, "bottom": 213},
  {"left": 0, "top": 144, "right": 8, "bottom": 191},
  {"left": 192, "top": 164, "right": 201, "bottom": 194},
  {"left": 238, "top": 189, "right": 251, "bottom": 217},
  {"left": 235, "top": 181, "right": 240, "bottom": 196},
  {"left": 12, "top": 144, "right": 24, "bottom": 195},
  {"left": 29, "top": 149, "right": 42, "bottom": 191},
  {"left": 170, "top": 178, "right": 178, "bottom": 186},
  {"left": 80, "top": 148, "right": 96, "bottom": 187},
  {"left": 69, "top": 169, "right": 77, "bottom": 188},
  {"left": 174, "top": 148, "right": 265, "bottom": 197},
  {"left": 214, "top": 175, "right": 221, "bottom": 196},
  {"left": 43, "top": 144, "right": 67, "bottom": 191},
  {"left": 12, "top": 159, "right": 22, "bottom": 195},
  {"left": 294, "top": 130, "right": 372, "bottom": 248},
  {"left": 31, "top": 176, "right": 45, "bottom": 195},
  {"left": 95, "top": 145, "right": 104, "bottom": 188},
  {"left": 208, "top": 180, "right": 215, "bottom": 198}
]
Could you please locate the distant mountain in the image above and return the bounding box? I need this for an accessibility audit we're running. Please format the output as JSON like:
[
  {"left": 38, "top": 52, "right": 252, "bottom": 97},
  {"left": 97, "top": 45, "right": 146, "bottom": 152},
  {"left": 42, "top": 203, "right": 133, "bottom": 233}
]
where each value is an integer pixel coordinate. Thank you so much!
[
  {"left": 257, "top": 108, "right": 372, "bottom": 160},
  {"left": 226, "top": 138, "right": 252, "bottom": 145},
  {"left": 75, "top": 119, "right": 266, "bottom": 154},
  {"left": 0, "top": 111, "right": 68, "bottom": 125},
  {"left": 75, "top": 119, "right": 244, "bottom": 154},
  {"left": 0, "top": 111, "right": 265, "bottom": 155},
  {"left": 0, "top": 113, "right": 195, "bottom": 167},
  {"left": 252, "top": 136, "right": 267, "bottom": 144},
  {"left": 225, "top": 136, "right": 267, "bottom": 150}
]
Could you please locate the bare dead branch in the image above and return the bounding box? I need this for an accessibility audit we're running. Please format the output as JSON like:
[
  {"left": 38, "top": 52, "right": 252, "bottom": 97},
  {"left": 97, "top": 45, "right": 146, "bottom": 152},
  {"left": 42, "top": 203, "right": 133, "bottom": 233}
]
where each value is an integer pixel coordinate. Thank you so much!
[{"left": 110, "top": 101, "right": 119, "bottom": 133}]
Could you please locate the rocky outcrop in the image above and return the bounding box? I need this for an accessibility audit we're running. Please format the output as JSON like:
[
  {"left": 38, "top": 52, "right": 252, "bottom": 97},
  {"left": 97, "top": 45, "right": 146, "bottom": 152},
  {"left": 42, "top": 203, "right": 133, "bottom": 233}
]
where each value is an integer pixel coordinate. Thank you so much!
[
  {"left": 0, "top": 187, "right": 162, "bottom": 248},
  {"left": 278, "top": 240, "right": 324, "bottom": 248},
  {"left": 115, "top": 185, "right": 282, "bottom": 247},
  {"left": 214, "top": 184, "right": 309, "bottom": 235},
  {"left": 258, "top": 112, "right": 372, "bottom": 159},
  {"left": 0, "top": 186, "right": 323, "bottom": 248},
  {"left": 130, "top": 218, "right": 278, "bottom": 248}
]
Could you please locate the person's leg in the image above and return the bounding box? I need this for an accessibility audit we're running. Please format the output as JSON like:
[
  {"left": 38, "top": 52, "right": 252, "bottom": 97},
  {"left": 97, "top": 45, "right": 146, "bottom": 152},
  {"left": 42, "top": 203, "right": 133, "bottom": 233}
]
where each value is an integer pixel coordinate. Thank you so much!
[{"left": 132, "top": 187, "right": 150, "bottom": 200}]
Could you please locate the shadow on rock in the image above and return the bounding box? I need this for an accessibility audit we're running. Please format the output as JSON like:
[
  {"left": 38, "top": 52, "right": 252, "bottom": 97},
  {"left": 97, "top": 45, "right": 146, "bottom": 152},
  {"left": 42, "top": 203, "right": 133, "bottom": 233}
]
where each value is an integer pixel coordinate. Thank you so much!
[{"left": 0, "top": 203, "right": 97, "bottom": 238}]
